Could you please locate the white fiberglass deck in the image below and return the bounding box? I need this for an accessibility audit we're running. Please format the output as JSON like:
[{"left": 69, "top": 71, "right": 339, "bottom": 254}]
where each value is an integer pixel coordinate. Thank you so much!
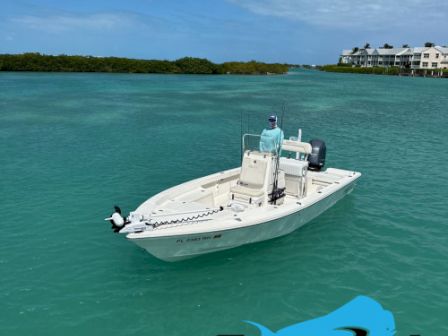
[{"left": 126, "top": 166, "right": 360, "bottom": 257}]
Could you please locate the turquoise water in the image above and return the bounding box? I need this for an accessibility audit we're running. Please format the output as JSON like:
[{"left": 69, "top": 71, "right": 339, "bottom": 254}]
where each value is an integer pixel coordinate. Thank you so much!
[{"left": 1, "top": 70, "right": 447, "bottom": 336}]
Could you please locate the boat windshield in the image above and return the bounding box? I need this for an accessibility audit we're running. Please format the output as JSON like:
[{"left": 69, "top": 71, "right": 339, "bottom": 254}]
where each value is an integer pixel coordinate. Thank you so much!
[{"left": 242, "top": 134, "right": 279, "bottom": 156}]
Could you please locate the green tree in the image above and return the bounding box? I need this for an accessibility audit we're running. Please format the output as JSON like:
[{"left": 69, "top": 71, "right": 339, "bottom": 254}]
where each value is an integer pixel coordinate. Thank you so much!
[
  {"left": 0, "top": 53, "right": 288, "bottom": 75},
  {"left": 174, "top": 57, "right": 217, "bottom": 74}
]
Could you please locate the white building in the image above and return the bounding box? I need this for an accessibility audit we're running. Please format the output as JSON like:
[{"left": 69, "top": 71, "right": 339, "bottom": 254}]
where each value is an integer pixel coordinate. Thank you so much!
[{"left": 341, "top": 46, "right": 448, "bottom": 69}]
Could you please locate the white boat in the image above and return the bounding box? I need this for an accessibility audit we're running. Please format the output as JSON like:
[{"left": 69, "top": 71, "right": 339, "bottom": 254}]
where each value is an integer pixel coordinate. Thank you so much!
[{"left": 106, "top": 132, "right": 361, "bottom": 262}]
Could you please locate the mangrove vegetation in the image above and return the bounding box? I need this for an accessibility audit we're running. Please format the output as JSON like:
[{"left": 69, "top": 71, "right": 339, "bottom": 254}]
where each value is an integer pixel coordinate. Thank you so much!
[{"left": 0, "top": 53, "right": 289, "bottom": 75}]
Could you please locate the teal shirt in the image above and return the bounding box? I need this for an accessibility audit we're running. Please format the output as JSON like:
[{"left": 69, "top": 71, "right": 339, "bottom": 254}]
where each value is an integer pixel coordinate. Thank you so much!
[{"left": 259, "top": 127, "right": 284, "bottom": 153}]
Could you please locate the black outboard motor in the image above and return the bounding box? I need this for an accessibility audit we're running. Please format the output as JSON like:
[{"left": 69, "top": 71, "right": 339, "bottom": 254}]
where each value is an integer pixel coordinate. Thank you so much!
[{"left": 308, "top": 139, "right": 326, "bottom": 171}]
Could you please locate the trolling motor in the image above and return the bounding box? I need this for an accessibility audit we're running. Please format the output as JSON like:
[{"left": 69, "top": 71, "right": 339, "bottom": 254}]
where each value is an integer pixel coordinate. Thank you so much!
[
  {"left": 105, "top": 205, "right": 225, "bottom": 234},
  {"left": 105, "top": 206, "right": 129, "bottom": 233}
]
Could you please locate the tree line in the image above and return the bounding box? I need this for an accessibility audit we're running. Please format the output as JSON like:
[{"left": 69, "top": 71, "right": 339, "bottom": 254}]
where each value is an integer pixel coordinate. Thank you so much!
[{"left": 0, "top": 53, "right": 288, "bottom": 75}]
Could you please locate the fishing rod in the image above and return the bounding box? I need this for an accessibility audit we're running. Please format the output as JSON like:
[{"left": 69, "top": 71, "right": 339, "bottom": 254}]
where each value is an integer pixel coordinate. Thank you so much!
[
  {"left": 240, "top": 109, "right": 243, "bottom": 163},
  {"left": 271, "top": 102, "right": 286, "bottom": 204}
]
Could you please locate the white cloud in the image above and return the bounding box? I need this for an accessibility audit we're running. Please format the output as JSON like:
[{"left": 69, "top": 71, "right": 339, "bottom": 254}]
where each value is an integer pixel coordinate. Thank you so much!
[
  {"left": 228, "top": 0, "right": 448, "bottom": 29},
  {"left": 10, "top": 13, "right": 141, "bottom": 33}
]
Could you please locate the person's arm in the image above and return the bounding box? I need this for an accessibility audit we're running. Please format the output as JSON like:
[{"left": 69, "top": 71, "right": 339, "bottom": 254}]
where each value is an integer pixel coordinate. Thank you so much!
[
  {"left": 277, "top": 129, "right": 284, "bottom": 155},
  {"left": 259, "top": 129, "right": 267, "bottom": 152}
]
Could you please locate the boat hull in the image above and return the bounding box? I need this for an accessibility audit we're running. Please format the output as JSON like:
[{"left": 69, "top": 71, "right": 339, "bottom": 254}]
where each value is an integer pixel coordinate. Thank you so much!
[{"left": 128, "top": 180, "right": 357, "bottom": 262}]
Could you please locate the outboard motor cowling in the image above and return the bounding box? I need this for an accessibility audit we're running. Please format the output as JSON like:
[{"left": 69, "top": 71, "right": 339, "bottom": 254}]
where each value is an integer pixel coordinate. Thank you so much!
[{"left": 308, "top": 139, "right": 326, "bottom": 171}]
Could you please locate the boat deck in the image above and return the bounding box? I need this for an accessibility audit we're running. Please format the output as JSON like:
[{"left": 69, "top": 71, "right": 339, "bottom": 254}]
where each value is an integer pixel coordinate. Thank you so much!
[{"left": 129, "top": 167, "right": 360, "bottom": 237}]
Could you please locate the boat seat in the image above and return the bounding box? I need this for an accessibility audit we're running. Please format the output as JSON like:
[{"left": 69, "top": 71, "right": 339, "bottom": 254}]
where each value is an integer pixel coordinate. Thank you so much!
[
  {"left": 230, "top": 151, "right": 271, "bottom": 202},
  {"left": 231, "top": 183, "right": 265, "bottom": 197},
  {"left": 279, "top": 157, "right": 308, "bottom": 198}
]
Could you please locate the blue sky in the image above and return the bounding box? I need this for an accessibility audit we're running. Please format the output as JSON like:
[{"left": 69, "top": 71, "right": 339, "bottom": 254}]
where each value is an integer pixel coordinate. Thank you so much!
[{"left": 1, "top": 0, "right": 447, "bottom": 64}]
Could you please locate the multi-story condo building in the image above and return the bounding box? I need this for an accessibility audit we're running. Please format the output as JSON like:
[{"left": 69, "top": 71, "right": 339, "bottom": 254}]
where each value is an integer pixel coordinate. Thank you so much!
[{"left": 341, "top": 46, "right": 448, "bottom": 69}]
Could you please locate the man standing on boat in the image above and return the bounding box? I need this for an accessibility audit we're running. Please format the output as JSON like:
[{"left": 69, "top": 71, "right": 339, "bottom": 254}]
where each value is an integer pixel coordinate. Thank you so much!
[{"left": 260, "top": 115, "right": 284, "bottom": 154}]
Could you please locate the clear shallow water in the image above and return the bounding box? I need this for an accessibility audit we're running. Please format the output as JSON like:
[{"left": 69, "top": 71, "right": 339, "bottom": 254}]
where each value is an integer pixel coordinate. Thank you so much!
[{"left": 1, "top": 70, "right": 447, "bottom": 336}]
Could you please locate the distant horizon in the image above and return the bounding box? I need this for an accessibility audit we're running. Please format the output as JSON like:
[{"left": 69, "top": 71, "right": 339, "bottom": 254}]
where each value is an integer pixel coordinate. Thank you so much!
[
  {"left": 1, "top": 0, "right": 447, "bottom": 64},
  {"left": 3, "top": 47, "right": 448, "bottom": 67},
  {"left": 3, "top": 45, "right": 448, "bottom": 67}
]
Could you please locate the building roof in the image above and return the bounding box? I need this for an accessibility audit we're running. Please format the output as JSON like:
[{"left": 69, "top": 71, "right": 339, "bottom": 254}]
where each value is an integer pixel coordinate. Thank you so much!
[
  {"left": 396, "top": 48, "right": 412, "bottom": 56},
  {"left": 339, "top": 45, "right": 448, "bottom": 58},
  {"left": 376, "top": 48, "right": 408, "bottom": 55},
  {"left": 435, "top": 46, "right": 448, "bottom": 54},
  {"left": 350, "top": 48, "right": 376, "bottom": 56},
  {"left": 411, "top": 47, "right": 425, "bottom": 54}
]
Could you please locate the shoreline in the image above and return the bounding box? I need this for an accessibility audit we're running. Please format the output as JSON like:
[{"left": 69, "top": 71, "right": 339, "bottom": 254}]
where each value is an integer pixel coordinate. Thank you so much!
[
  {"left": 0, "top": 70, "right": 287, "bottom": 76},
  {"left": 319, "top": 64, "right": 448, "bottom": 78}
]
